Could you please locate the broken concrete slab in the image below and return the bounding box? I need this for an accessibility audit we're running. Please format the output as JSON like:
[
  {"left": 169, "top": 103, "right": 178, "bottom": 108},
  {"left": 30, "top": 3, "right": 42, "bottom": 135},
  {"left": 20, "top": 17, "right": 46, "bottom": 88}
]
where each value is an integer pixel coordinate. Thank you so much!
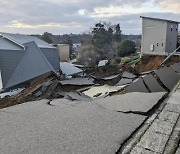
[
  {"left": 90, "top": 74, "right": 121, "bottom": 86},
  {"left": 142, "top": 74, "right": 166, "bottom": 92},
  {"left": 103, "top": 74, "right": 121, "bottom": 86},
  {"left": 60, "top": 62, "right": 83, "bottom": 76},
  {"left": 60, "top": 78, "right": 94, "bottom": 86},
  {"left": 83, "top": 85, "right": 122, "bottom": 98},
  {"left": 116, "top": 78, "right": 133, "bottom": 86},
  {"left": 102, "top": 74, "right": 120, "bottom": 80},
  {"left": 136, "top": 131, "right": 169, "bottom": 153},
  {"left": 166, "top": 91, "right": 180, "bottom": 105},
  {"left": 154, "top": 67, "right": 180, "bottom": 91},
  {"left": 122, "top": 71, "right": 137, "bottom": 79},
  {"left": 0, "top": 99, "right": 146, "bottom": 154},
  {"left": 94, "top": 92, "right": 166, "bottom": 114},
  {"left": 64, "top": 92, "right": 92, "bottom": 101},
  {"left": 131, "top": 146, "right": 158, "bottom": 154},
  {"left": 148, "top": 119, "right": 175, "bottom": 135},
  {"left": 49, "top": 98, "right": 78, "bottom": 106},
  {"left": 126, "top": 78, "right": 149, "bottom": 93},
  {"left": 176, "top": 145, "right": 180, "bottom": 154},
  {"left": 170, "top": 62, "right": 180, "bottom": 73}
]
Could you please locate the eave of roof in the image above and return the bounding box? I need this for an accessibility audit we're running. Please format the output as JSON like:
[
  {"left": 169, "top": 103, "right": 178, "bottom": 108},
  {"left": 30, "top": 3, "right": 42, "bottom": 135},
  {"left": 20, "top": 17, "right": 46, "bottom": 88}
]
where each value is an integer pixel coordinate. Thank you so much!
[{"left": 140, "top": 16, "right": 180, "bottom": 24}]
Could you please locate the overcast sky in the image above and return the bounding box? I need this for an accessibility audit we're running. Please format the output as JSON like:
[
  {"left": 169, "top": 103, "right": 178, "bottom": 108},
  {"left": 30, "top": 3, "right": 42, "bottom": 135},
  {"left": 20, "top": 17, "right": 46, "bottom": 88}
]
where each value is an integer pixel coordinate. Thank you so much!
[{"left": 0, "top": 0, "right": 180, "bottom": 35}]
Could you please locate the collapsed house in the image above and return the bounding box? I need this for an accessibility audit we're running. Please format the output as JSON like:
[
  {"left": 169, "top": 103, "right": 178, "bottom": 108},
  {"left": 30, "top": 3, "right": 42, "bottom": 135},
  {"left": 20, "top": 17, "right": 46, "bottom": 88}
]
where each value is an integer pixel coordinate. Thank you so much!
[{"left": 0, "top": 33, "right": 60, "bottom": 90}]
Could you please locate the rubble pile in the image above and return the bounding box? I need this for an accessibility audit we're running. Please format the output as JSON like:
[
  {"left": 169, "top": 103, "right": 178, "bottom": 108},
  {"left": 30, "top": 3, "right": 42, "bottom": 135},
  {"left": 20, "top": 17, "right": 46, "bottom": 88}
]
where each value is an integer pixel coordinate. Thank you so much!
[{"left": 0, "top": 62, "right": 179, "bottom": 110}]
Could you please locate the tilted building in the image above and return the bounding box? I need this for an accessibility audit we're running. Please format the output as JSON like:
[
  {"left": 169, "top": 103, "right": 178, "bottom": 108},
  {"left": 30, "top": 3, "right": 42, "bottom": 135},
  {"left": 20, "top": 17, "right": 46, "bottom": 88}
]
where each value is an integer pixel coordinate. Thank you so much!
[
  {"left": 0, "top": 33, "right": 60, "bottom": 89},
  {"left": 141, "top": 16, "right": 179, "bottom": 55}
]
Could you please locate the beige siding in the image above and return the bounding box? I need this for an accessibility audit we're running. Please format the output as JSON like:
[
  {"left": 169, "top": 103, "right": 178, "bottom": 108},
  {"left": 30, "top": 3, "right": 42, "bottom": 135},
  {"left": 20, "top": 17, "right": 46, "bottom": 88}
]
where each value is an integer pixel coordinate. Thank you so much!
[
  {"left": 165, "top": 22, "right": 178, "bottom": 54},
  {"left": 57, "top": 44, "right": 70, "bottom": 61},
  {"left": 141, "top": 19, "right": 167, "bottom": 55}
]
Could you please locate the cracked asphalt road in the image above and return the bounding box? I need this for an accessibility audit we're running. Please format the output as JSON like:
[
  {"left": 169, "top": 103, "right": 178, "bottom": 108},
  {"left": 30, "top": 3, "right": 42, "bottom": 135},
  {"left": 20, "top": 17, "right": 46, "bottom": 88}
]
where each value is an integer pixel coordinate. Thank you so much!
[{"left": 0, "top": 99, "right": 146, "bottom": 154}]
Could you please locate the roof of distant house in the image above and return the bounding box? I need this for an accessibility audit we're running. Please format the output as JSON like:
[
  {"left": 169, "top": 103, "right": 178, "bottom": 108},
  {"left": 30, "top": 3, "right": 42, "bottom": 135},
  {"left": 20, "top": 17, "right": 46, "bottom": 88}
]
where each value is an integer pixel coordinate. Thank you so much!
[
  {"left": 98, "top": 60, "right": 108, "bottom": 67},
  {"left": 140, "top": 16, "right": 180, "bottom": 24}
]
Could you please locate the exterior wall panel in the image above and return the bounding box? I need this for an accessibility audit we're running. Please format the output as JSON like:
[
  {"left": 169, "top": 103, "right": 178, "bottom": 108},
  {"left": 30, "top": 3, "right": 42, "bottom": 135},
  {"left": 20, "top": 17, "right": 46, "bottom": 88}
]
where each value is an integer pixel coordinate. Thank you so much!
[
  {"left": 0, "top": 69, "right": 2, "bottom": 89},
  {"left": 166, "top": 22, "right": 178, "bottom": 54},
  {"left": 0, "top": 49, "right": 24, "bottom": 87},
  {"left": 41, "top": 48, "right": 60, "bottom": 71}
]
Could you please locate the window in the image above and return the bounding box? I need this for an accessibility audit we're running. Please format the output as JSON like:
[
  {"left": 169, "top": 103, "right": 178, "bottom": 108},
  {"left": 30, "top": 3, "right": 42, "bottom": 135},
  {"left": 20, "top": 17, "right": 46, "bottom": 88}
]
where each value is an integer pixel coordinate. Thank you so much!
[
  {"left": 162, "top": 43, "right": 164, "bottom": 47},
  {"left": 171, "top": 25, "right": 173, "bottom": 31},
  {"left": 150, "top": 44, "right": 154, "bottom": 51},
  {"left": 157, "top": 43, "right": 159, "bottom": 46},
  {"left": 176, "top": 25, "right": 178, "bottom": 31}
]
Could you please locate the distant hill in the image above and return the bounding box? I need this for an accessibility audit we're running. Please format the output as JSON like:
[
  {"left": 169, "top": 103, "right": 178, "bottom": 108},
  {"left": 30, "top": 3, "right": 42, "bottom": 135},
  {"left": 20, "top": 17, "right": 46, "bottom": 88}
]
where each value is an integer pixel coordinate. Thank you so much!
[{"left": 32, "top": 33, "right": 141, "bottom": 44}]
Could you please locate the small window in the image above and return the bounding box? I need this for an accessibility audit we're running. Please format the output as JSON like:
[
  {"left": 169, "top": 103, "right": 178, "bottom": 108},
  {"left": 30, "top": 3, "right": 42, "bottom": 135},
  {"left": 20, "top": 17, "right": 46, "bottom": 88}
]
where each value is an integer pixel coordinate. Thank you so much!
[
  {"left": 176, "top": 25, "right": 178, "bottom": 31},
  {"left": 162, "top": 43, "right": 164, "bottom": 47},
  {"left": 150, "top": 44, "right": 154, "bottom": 51},
  {"left": 157, "top": 43, "right": 159, "bottom": 46}
]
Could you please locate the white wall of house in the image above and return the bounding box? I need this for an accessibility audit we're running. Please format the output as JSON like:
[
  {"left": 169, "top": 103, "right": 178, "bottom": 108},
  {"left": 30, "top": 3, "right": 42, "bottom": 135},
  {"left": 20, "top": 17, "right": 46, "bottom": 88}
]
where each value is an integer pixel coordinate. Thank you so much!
[{"left": 141, "top": 18, "right": 167, "bottom": 55}]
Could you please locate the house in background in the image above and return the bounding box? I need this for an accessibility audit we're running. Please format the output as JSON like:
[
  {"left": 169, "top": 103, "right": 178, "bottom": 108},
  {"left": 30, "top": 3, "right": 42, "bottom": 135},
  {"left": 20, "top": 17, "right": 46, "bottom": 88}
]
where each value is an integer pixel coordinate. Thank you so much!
[
  {"left": 141, "top": 16, "right": 179, "bottom": 55},
  {"left": 0, "top": 33, "right": 60, "bottom": 90},
  {"left": 57, "top": 44, "right": 70, "bottom": 61}
]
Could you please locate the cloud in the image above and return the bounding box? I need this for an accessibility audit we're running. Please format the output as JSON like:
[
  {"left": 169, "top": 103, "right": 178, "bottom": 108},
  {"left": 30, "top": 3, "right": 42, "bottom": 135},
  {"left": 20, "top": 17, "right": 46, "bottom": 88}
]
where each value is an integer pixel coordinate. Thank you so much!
[
  {"left": 7, "top": 20, "right": 82, "bottom": 29},
  {"left": 154, "top": 0, "right": 180, "bottom": 12},
  {"left": 0, "top": 0, "right": 180, "bottom": 34}
]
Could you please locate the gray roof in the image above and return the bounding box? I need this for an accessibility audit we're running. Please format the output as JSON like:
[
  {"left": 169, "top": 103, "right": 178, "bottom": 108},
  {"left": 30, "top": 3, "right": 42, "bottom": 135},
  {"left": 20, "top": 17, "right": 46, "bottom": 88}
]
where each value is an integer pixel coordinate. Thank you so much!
[
  {"left": 5, "top": 41, "right": 55, "bottom": 89},
  {"left": 0, "top": 36, "right": 23, "bottom": 50},
  {"left": 0, "top": 32, "right": 55, "bottom": 49},
  {"left": 60, "top": 62, "right": 83, "bottom": 76},
  {"left": 140, "top": 16, "right": 180, "bottom": 24}
]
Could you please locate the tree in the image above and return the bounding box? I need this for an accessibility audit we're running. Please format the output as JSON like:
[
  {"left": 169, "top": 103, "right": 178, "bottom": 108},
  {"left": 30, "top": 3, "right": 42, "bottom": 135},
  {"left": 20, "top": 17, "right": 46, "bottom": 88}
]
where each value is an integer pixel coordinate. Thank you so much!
[
  {"left": 42, "top": 32, "right": 52, "bottom": 44},
  {"left": 78, "top": 45, "right": 98, "bottom": 66},
  {"left": 117, "top": 40, "right": 136, "bottom": 57},
  {"left": 63, "top": 36, "right": 74, "bottom": 59},
  {"left": 92, "top": 22, "right": 111, "bottom": 49},
  {"left": 91, "top": 22, "right": 116, "bottom": 60},
  {"left": 114, "top": 24, "right": 121, "bottom": 42}
]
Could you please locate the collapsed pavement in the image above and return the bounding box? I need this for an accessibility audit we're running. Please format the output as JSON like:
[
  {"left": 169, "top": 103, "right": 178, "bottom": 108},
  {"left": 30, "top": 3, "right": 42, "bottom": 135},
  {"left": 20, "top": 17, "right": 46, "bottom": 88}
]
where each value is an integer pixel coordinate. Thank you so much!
[{"left": 0, "top": 62, "right": 180, "bottom": 153}]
